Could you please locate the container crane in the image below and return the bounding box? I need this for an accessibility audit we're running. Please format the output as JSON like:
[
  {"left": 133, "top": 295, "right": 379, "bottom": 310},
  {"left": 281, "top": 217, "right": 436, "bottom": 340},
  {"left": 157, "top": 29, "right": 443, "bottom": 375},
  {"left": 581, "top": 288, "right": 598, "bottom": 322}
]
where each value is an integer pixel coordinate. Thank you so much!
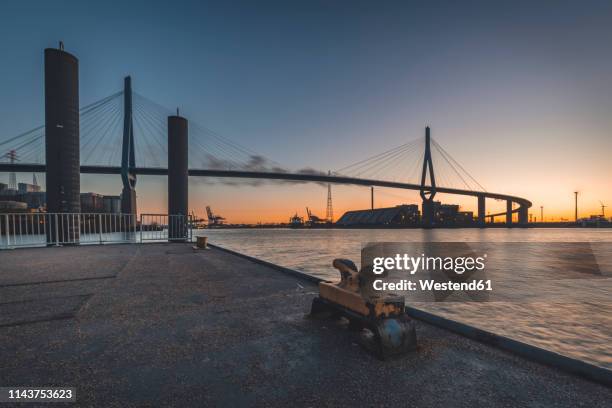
[
  {"left": 206, "top": 206, "right": 226, "bottom": 226},
  {"left": 305, "top": 207, "right": 325, "bottom": 225}
]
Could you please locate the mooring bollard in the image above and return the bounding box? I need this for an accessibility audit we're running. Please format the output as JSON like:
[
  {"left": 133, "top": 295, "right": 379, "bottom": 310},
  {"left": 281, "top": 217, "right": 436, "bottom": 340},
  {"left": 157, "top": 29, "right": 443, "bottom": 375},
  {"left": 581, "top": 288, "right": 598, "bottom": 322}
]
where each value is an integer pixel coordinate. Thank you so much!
[
  {"left": 195, "top": 236, "right": 208, "bottom": 249},
  {"left": 310, "top": 258, "right": 417, "bottom": 359}
]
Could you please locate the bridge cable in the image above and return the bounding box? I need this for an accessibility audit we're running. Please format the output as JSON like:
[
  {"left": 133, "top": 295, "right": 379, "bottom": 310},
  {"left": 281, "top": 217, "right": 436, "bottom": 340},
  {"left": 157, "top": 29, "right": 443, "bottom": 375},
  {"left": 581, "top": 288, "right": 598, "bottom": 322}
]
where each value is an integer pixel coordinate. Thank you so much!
[{"left": 431, "top": 138, "right": 486, "bottom": 192}]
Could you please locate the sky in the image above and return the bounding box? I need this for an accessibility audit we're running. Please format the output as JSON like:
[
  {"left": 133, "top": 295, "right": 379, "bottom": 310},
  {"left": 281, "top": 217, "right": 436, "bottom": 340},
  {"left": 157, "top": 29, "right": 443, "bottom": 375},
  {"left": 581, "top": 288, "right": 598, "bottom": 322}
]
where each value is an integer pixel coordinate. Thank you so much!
[{"left": 0, "top": 0, "right": 611, "bottom": 222}]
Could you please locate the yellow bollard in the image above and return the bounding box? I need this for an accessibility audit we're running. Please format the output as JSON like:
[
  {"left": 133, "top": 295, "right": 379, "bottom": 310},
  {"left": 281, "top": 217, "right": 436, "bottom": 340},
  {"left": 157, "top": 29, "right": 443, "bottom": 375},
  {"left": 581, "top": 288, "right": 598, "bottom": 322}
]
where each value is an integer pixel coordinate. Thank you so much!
[
  {"left": 195, "top": 236, "right": 208, "bottom": 249},
  {"left": 310, "top": 258, "right": 416, "bottom": 359}
]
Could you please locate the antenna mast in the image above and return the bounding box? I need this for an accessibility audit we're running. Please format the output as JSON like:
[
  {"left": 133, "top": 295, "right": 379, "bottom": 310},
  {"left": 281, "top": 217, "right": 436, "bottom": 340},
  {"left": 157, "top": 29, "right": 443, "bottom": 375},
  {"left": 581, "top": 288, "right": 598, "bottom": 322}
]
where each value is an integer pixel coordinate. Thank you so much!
[{"left": 326, "top": 170, "right": 333, "bottom": 223}]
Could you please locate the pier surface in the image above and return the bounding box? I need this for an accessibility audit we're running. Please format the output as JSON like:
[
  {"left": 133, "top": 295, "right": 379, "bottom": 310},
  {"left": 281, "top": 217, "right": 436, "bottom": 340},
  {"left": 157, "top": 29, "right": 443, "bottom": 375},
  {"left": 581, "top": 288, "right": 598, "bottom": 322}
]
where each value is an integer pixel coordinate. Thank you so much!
[{"left": 0, "top": 243, "right": 610, "bottom": 407}]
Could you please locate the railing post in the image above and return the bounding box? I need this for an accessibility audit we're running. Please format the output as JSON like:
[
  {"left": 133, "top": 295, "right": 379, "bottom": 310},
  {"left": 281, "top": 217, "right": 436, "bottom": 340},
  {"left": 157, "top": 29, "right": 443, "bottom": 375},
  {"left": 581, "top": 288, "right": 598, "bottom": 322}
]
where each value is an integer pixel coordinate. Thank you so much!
[
  {"left": 4, "top": 214, "right": 8, "bottom": 248},
  {"left": 98, "top": 213, "right": 103, "bottom": 244},
  {"left": 132, "top": 214, "right": 136, "bottom": 243},
  {"left": 54, "top": 214, "right": 60, "bottom": 247},
  {"left": 139, "top": 214, "right": 143, "bottom": 243}
]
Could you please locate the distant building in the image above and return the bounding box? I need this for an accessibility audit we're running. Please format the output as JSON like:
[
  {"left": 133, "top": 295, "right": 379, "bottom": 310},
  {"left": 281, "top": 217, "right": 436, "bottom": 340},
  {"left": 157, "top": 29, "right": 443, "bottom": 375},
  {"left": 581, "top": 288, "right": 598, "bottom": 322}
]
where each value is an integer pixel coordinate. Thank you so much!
[
  {"left": 0, "top": 200, "right": 28, "bottom": 212},
  {"left": 80, "top": 193, "right": 104, "bottom": 213},
  {"left": 336, "top": 204, "right": 420, "bottom": 227},
  {"left": 427, "top": 201, "right": 474, "bottom": 226},
  {"left": 0, "top": 185, "right": 17, "bottom": 196},
  {"left": 18, "top": 183, "right": 41, "bottom": 194},
  {"left": 22, "top": 192, "right": 46, "bottom": 210},
  {"left": 456, "top": 211, "right": 475, "bottom": 225},
  {"left": 579, "top": 215, "right": 612, "bottom": 227},
  {"left": 0, "top": 190, "right": 41, "bottom": 208},
  {"left": 103, "top": 195, "right": 121, "bottom": 214},
  {"left": 431, "top": 202, "right": 458, "bottom": 225}
]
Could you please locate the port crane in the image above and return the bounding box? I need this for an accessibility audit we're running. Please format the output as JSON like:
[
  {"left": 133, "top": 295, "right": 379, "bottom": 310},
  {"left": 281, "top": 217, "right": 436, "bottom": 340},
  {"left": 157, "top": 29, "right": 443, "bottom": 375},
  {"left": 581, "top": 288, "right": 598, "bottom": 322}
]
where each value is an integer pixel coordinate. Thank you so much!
[
  {"left": 289, "top": 212, "right": 304, "bottom": 227},
  {"left": 206, "top": 206, "right": 226, "bottom": 226},
  {"left": 600, "top": 201, "right": 607, "bottom": 217},
  {"left": 190, "top": 210, "right": 207, "bottom": 228},
  {"left": 305, "top": 207, "right": 326, "bottom": 224}
]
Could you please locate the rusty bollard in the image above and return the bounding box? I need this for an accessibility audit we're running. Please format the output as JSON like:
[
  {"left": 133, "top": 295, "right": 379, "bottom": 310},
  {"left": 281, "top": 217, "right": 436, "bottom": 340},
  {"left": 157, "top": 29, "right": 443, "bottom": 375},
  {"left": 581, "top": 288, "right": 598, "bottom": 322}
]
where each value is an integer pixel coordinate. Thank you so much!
[
  {"left": 195, "top": 236, "right": 208, "bottom": 249},
  {"left": 310, "top": 258, "right": 417, "bottom": 359}
]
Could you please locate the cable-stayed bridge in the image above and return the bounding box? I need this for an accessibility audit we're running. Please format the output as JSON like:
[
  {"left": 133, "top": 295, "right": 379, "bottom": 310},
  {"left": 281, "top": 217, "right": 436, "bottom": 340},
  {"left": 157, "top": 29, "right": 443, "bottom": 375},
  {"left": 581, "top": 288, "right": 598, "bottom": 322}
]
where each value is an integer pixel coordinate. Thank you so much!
[{"left": 0, "top": 45, "right": 531, "bottom": 227}]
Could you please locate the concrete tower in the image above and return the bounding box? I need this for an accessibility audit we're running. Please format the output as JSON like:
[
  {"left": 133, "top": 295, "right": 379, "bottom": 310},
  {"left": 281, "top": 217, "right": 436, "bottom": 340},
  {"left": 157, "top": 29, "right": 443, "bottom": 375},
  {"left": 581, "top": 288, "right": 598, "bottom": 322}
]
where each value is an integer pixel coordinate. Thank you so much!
[{"left": 168, "top": 112, "right": 188, "bottom": 240}]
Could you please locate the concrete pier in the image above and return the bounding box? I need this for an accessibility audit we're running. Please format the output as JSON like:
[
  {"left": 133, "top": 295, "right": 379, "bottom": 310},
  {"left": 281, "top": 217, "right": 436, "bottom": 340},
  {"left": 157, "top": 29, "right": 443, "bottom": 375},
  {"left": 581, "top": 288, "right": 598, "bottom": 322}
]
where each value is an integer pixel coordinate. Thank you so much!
[{"left": 0, "top": 244, "right": 610, "bottom": 406}]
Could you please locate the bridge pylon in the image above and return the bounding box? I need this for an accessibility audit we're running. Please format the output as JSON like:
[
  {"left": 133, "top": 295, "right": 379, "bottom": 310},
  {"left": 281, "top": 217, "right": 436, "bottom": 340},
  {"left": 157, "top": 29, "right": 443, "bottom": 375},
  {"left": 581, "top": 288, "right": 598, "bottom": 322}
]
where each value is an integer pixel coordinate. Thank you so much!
[
  {"left": 420, "top": 126, "right": 436, "bottom": 227},
  {"left": 121, "top": 76, "right": 137, "bottom": 217}
]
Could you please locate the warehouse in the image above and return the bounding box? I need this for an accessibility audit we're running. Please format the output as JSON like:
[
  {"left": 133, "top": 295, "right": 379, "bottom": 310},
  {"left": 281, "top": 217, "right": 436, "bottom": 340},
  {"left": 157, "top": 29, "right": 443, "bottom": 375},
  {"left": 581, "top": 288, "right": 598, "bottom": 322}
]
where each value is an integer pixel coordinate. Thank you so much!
[{"left": 336, "top": 204, "right": 420, "bottom": 227}]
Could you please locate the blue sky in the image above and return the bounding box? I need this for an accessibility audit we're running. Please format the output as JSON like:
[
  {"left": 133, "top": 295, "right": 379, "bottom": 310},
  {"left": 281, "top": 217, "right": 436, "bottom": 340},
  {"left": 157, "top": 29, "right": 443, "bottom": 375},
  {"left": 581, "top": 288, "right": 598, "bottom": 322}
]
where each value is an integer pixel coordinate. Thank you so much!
[{"left": 1, "top": 0, "right": 611, "bottom": 221}]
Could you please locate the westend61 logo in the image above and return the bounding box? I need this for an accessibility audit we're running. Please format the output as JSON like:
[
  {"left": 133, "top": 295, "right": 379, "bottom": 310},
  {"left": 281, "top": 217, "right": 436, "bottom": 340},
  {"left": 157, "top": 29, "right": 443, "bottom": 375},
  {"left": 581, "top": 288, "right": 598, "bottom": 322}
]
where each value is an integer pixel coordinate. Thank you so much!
[{"left": 372, "top": 253, "right": 487, "bottom": 275}]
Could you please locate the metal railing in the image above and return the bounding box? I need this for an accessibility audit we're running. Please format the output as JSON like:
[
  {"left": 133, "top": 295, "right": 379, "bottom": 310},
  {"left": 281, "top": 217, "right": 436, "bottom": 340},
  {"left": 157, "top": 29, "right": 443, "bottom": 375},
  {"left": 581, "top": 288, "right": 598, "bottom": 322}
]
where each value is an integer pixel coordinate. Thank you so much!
[
  {"left": 0, "top": 213, "right": 191, "bottom": 249},
  {"left": 139, "top": 214, "right": 193, "bottom": 242}
]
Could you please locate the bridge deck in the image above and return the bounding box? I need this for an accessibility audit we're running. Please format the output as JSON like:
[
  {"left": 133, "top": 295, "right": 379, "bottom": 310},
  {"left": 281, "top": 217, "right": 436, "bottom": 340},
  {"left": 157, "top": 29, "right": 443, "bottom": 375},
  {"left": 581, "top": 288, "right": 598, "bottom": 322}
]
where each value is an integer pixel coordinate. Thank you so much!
[
  {"left": 0, "top": 163, "right": 532, "bottom": 213},
  {"left": 0, "top": 243, "right": 609, "bottom": 406}
]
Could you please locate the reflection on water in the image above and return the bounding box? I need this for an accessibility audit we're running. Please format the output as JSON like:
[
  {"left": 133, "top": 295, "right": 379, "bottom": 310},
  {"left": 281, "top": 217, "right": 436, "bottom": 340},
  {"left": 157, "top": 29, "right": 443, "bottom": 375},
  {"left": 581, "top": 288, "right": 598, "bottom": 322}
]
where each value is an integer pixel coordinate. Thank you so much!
[{"left": 197, "top": 228, "right": 612, "bottom": 369}]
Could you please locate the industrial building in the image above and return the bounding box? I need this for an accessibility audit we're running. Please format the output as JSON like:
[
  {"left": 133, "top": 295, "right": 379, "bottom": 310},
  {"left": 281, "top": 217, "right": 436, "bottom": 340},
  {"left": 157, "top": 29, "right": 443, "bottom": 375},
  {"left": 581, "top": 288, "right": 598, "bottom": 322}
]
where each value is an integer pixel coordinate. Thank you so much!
[
  {"left": 0, "top": 188, "right": 121, "bottom": 214},
  {"left": 335, "top": 202, "right": 475, "bottom": 227},
  {"left": 18, "top": 182, "right": 41, "bottom": 194},
  {"left": 336, "top": 204, "right": 420, "bottom": 227},
  {"left": 430, "top": 201, "right": 474, "bottom": 226},
  {"left": 103, "top": 195, "right": 121, "bottom": 214},
  {"left": 80, "top": 193, "right": 122, "bottom": 214},
  {"left": 0, "top": 201, "right": 28, "bottom": 213},
  {"left": 0, "top": 191, "right": 45, "bottom": 210},
  {"left": 80, "top": 193, "right": 104, "bottom": 213}
]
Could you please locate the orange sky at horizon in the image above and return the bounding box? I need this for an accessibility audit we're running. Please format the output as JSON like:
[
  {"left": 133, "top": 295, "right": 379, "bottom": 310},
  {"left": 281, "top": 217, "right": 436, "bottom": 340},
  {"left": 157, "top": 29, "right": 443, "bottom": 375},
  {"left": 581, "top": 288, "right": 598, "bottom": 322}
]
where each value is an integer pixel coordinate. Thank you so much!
[
  {"left": 77, "top": 173, "right": 610, "bottom": 224},
  {"left": 4, "top": 166, "right": 608, "bottom": 223},
  {"left": 3, "top": 1, "right": 612, "bottom": 224}
]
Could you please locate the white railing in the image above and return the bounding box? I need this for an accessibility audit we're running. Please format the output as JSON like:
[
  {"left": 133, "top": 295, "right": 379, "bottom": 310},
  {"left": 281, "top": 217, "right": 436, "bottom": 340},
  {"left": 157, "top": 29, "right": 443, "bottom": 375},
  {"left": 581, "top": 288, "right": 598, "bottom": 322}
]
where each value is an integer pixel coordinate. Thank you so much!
[
  {"left": 139, "top": 214, "right": 193, "bottom": 242},
  {"left": 0, "top": 213, "right": 191, "bottom": 249}
]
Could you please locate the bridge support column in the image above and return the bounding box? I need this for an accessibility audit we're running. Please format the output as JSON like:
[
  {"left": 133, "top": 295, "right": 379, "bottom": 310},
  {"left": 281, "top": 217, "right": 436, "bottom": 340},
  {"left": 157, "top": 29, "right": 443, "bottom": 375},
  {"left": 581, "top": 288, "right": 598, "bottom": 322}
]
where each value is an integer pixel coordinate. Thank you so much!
[
  {"left": 477, "top": 195, "right": 485, "bottom": 227},
  {"left": 518, "top": 205, "right": 528, "bottom": 226},
  {"left": 44, "top": 43, "right": 80, "bottom": 244},
  {"left": 421, "top": 199, "right": 435, "bottom": 227},
  {"left": 168, "top": 113, "right": 189, "bottom": 241},
  {"left": 506, "top": 200, "right": 513, "bottom": 227}
]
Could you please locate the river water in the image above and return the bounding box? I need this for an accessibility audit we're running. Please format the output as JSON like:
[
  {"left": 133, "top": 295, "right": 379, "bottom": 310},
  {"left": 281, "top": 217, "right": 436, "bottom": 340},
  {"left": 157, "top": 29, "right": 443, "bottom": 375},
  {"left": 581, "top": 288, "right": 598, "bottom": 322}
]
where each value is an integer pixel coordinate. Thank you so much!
[{"left": 196, "top": 228, "right": 612, "bottom": 370}]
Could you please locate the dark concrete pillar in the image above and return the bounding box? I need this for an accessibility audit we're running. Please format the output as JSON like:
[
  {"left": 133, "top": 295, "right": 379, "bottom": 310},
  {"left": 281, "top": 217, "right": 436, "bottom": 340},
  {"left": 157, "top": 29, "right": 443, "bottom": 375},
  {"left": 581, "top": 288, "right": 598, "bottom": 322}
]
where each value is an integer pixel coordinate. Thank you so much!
[
  {"left": 518, "top": 205, "right": 528, "bottom": 226},
  {"left": 371, "top": 186, "right": 374, "bottom": 210},
  {"left": 477, "top": 195, "right": 485, "bottom": 227},
  {"left": 168, "top": 114, "right": 188, "bottom": 240},
  {"left": 422, "top": 199, "right": 434, "bottom": 227},
  {"left": 506, "top": 200, "right": 513, "bottom": 227},
  {"left": 44, "top": 44, "right": 80, "bottom": 243},
  {"left": 121, "top": 76, "right": 137, "bottom": 217}
]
